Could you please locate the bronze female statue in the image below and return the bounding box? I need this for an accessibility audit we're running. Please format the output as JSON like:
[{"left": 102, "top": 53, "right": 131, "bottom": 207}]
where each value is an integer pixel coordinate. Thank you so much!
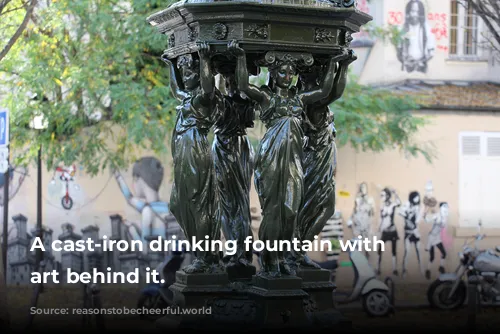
[
  {"left": 164, "top": 42, "right": 220, "bottom": 274},
  {"left": 293, "top": 51, "right": 356, "bottom": 269},
  {"left": 229, "top": 40, "right": 341, "bottom": 277},
  {"left": 212, "top": 60, "right": 256, "bottom": 269}
]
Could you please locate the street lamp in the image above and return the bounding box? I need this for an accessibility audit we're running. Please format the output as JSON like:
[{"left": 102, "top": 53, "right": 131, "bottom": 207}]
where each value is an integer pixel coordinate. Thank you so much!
[
  {"left": 26, "top": 112, "right": 47, "bottom": 330},
  {"left": 29, "top": 113, "right": 47, "bottom": 273}
]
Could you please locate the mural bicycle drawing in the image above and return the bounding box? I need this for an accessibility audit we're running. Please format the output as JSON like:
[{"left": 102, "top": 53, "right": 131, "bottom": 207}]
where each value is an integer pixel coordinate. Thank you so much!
[{"left": 48, "top": 165, "right": 80, "bottom": 210}]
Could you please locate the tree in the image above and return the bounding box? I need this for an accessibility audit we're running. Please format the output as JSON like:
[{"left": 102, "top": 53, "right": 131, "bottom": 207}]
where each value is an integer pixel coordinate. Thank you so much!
[
  {"left": 0, "top": 0, "right": 38, "bottom": 62},
  {"left": 459, "top": 0, "right": 500, "bottom": 55},
  {"left": 1, "top": 0, "right": 176, "bottom": 175},
  {"left": 1, "top": 0, "right": 431, "bottom": 176},
  {"left": 333, "top": 79, "right": 433, "bottom": 162}
]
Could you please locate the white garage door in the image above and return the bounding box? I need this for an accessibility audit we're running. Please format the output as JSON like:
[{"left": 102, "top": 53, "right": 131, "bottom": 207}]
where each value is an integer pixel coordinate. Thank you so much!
[{"left": 459, "top": 132, "right": 500, "bottom": 228}]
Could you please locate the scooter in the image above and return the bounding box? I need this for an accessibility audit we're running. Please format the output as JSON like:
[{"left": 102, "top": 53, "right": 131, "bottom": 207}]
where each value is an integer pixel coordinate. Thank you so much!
[
  {"left": 137, "top": 248, "right": 186, "bottom": 321},
  {"left": 329, "top": 240, "right": 395, "bottom": 317}
]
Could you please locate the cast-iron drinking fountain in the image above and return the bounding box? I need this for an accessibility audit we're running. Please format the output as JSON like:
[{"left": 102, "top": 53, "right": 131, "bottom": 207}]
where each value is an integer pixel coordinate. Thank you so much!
[{"left": 147, "top": 0, "right": 371, "bottom": 329}]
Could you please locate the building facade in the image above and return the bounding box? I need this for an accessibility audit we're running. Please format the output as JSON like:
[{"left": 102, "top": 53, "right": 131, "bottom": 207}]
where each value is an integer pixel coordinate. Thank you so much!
[{"left": 0, "top": 0, "right": 499, "bottom": 283}]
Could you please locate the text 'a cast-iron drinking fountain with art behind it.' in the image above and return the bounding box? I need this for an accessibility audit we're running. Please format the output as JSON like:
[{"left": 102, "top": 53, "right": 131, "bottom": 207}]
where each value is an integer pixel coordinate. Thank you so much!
[{"left": 146, "top": 0, "right": 371, "bottom": 329}]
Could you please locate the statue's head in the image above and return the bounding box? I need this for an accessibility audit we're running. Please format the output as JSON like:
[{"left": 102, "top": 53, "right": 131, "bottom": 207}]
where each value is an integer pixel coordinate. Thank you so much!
[
  {"left": 269, "top": 62, "right": 296, "bottom": 89},
  {"left": 177, "top": 54, "right": 200, "bottom": 91},
  {"left": 132, "top": 157, "right": 164, "bottom": 197}
]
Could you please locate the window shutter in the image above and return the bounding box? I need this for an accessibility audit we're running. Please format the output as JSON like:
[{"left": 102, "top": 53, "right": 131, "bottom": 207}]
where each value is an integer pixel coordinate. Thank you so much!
[
  {"left": 487, "top": 137, "right": 500, "bottom": 157},
  {"left": 461, "top": 136, "right": 481, "bottom": 155}
]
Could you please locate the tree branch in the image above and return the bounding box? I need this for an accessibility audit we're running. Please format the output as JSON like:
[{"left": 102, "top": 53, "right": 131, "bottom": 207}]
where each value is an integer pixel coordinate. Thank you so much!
[
  {"left": 0, "top": 4, "right": 24, "bottom": 16},
  {"left": 0, "top": 0, "right": 13, "bottom": 15},
  {"left": 0, "top": 0, "right": 37, "bottom": 62},
  {"left": 467, "top": 0, "right": 500, "bottom": 48}
]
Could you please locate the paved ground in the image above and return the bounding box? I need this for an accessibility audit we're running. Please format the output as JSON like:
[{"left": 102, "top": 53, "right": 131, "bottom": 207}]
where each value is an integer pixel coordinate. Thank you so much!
[{"left": 4, "top": 279, "right": 498, "bottom": 332}]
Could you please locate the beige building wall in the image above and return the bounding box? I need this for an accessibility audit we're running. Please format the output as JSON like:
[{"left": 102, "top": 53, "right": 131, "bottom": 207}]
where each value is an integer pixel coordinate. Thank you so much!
[
  {"left": 334, "top": 111, "right": 500, "bottom": 232},
  {"left": 356, "top": 0, "right": 499, "bottom": 85}
]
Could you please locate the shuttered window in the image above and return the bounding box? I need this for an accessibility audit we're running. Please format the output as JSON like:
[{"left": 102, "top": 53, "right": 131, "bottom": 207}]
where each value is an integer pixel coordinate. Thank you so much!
[{"left": 459, "top": 132, "right": 500, "bottom": 227}]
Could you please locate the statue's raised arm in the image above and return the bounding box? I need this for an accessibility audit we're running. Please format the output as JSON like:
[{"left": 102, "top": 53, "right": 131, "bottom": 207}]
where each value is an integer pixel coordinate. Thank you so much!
[
  {"left": 317, "top": 49, "right": 357, "bottom": 107},
  {"left": 298, "top": 49, "right": 349, "bottom": 106},
  {"left": 162, "top": 54, "right": 189, "bottom": 101},
  {"left": 299, "top": 51, "right": 347, "bottom": 105},
  {"left": 192, "top": 42, "right": 215, "bottom": 109},
  {"left": 228, "top": 41, "right": 271, "bottom": 109}
]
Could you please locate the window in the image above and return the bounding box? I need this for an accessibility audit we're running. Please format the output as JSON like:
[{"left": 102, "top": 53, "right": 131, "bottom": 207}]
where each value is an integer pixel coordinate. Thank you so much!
[
  {"left": 459, "top": 132, "right": 500, "bottom": 227},
  {"left": 449, "top": 0, "right": 481, "bottom": 58}
]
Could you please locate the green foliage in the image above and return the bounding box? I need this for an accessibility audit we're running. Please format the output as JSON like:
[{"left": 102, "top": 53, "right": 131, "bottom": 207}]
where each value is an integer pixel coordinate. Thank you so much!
[
  {"left": 0, "top": 0, "right": 432, "bottom": 176},
  {"left": 1, "top": 0, "right": 175, "bottom": 175},
  {"left": 333, "top": 76, "right": 435, "bottom": 163},
  {"left": 363, "top": 22, "right": 406, "bottom": 47}
]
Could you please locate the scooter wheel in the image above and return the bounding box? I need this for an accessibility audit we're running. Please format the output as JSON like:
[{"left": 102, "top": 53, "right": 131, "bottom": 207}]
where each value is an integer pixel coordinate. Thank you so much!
[{"left": 362, "top": 290, "right": 392, "bottom": 317}]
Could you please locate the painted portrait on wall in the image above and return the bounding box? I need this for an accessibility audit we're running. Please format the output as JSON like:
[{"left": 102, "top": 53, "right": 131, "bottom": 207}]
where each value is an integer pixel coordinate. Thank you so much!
[{"left": 397, "top": 0, "right": 436, "bottom": 73}]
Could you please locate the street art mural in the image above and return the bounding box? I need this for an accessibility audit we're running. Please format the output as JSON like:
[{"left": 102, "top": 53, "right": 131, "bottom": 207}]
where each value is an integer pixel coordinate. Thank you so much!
[
  {"left": 399, "top": 191, "right": 423, "bottom": 278},
  {"left": 48, "top": 165, "right": 80, "bottom": 210},
  {"left": 425, "top": 202, "right": 449, "bottom": 279},
  {"left": 347, "top": 182, "right": 375, "bottom": 258},
  {"left": 113, "top": 157, "right": 170, "bottom": 244},
  {"left": 396, "top": 0, "right": 436, "bottom": 73},
  {"left": 420, "top": 181, "right": 452, "bottom": 279},
  {"left": 376, "top": 187, "right": 401, "bottom": 276}
]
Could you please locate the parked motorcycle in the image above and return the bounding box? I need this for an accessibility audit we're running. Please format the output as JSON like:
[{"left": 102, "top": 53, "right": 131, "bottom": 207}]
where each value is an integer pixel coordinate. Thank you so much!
[
  {"left": 331, "top": 239, "right": 395, "bottom": 317},
  {"left": 427, "top": 222, "right": 500, "bottom": 310}
]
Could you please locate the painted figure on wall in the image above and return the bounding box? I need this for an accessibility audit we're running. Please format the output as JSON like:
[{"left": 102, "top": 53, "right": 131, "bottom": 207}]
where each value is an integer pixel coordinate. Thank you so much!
[
  {"left": 211, "top": 58, "right": 255, "bottom": 269},
  {"left": 48, "top": 165, "right": 80, "bottom": 210},
  {"left": 397, "top": 0, "right": 436, "bottom": 73},
  {"left": 422, "top": 180, "right": 438, "bottom": 222},
  {"left": 164, "top": 43, "right": 221, "bottom": 274},
  {"left": 294, "top": 50, "right": 355, "bottom": 268},
  {"left": 113, "top": 157, "right": 169, "bottom": 245},
  {"left": 399, "top": 191, "right": 423, "bottom": 277},
  {"left": 425, "top": 202, "right": 449, "bottom": 279},
  {"left": 377, "top": 187, "right": 401, "bottom": 276},
  {"left": 347, "top": 182, "right": 375, "bottom": 258},
  {"left": 229, "top": 40, "right": 342, "bottom": 277}
]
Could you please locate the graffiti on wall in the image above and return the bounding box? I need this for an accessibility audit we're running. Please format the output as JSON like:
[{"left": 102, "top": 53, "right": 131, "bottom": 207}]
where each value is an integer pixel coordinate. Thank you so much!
[
  {"left": 422, "top": 180, "right": 452, "bottom": 280},
  {"left": 346, "top": 182, "right": 375, "bottom": 258},
  {"left": 427, "top": 12, "right": 449, "bottom": 52},
  {"left": 48, "top": 165, "right": 80, "bottom": 210},
  {"left": 113, "top": 157, "right": 171, "bottom": 245},
  {"left": 399, "top": 190, "right": 424, "bottom": 277},
  {"left": 345, "top": 181, "right": 453, "bottom": 279},
  {"left": 392, "top": 0, "right": 436, "bottom": 73},
  {"left": 376, "top": 187, "right": 401, "bottom": 276}
]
